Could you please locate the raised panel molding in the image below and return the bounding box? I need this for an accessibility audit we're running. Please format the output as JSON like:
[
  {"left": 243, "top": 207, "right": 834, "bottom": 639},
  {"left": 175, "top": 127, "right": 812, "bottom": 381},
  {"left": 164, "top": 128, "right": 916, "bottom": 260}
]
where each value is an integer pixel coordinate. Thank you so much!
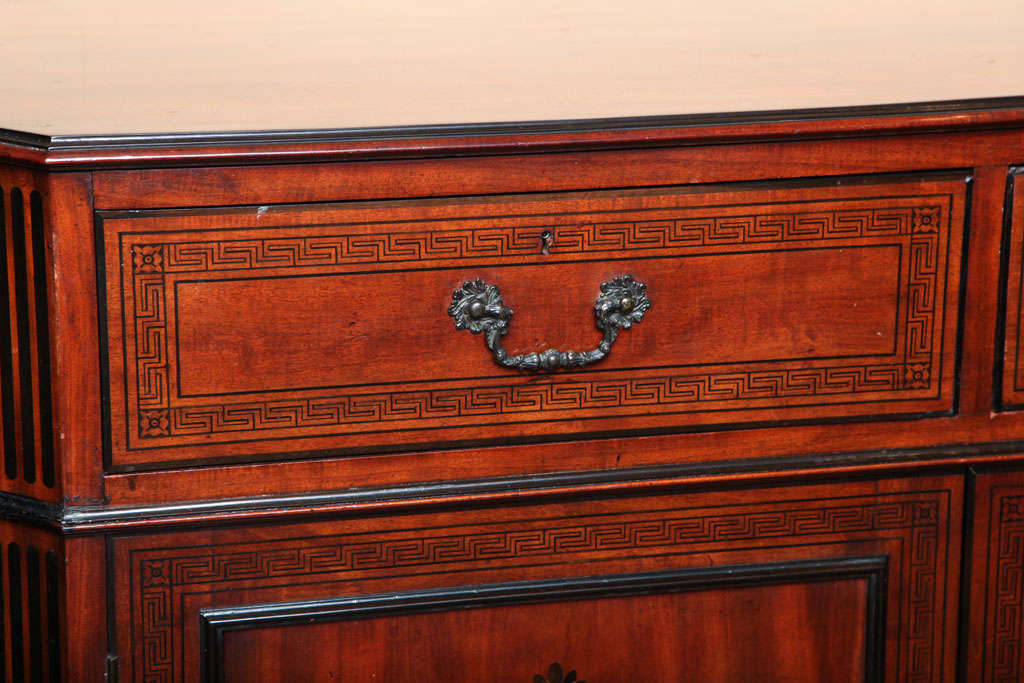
[
  {"left": 199, "top": 558, "right": 888, "bottom": 683},
  {"left": 113, "top": 476, "right": 960, "bottom": 682}
]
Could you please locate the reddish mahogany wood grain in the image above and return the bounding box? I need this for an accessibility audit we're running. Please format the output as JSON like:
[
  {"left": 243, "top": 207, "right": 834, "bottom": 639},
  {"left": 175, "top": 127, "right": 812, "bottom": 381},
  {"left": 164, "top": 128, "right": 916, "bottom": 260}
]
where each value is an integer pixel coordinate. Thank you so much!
[
  {"left": 97, "top": 415, "right": 1024, "bottom": 508},
  {"left": 8, "top": 105, "right": 1024, "bottom": 682},
  {"left": 4, "top": 115, "right": 1023, "bottom": 509},
  {"left": 61, "top": 536, "right": 106, "bottom": 683},
  {"left": 90, "top": 128, "right": 1024, "bottom": 210},
  {"left": 111, "top": 474, "right": 961, "bottom": 683},
  {"left": 4, "top": 106, "right": 1024, "bottom": 171},
  {"left": 44, "top": 173, "right": 104, "bottom": 504},
  {"left": 1001, "top": 173, "right": 1024, "bottom": 410},
  {"left": 0, "top": 519, "right": 63, "bottom": 683},
  {"left": 964, "top": 469, "right": 1024, "bottom": 681},
  {"left": 958, "top": 166, "right": 1007, "bottom": 415},
  {"left": 0, "top": 165, "right": 61, "bottom": 502},
  {"left": 220, "top": 579, "right": 868, "bottom": 682},
  {"left": 175, "top": 249, "right": 897, "bottom": 394},
  {"left": 97, "top": 177, "right": 965, "bottom": 470}
]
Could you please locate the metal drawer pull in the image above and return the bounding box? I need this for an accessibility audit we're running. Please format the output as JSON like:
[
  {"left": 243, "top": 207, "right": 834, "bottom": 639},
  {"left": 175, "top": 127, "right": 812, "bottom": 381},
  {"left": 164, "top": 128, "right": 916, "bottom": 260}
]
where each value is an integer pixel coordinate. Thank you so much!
[{"left": 448, "top": 274, "right": 649, "bottom": 371}]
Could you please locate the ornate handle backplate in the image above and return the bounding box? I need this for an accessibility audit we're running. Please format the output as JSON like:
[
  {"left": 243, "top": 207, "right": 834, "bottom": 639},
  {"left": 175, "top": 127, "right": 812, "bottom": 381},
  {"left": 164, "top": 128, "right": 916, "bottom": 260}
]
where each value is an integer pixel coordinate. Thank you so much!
[
  {"left": 534, "top": 662, "right": 584, "bottom": 683},
  {"left": 448, "top": 275, "right": 650, "bottom": 371}
]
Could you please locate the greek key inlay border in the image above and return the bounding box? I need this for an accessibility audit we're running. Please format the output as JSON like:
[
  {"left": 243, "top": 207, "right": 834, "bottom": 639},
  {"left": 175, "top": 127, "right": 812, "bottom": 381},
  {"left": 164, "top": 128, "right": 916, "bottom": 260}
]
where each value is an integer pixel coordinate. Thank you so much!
[{"left": 113, "top": 197, "right": 948, "bottom": 448}]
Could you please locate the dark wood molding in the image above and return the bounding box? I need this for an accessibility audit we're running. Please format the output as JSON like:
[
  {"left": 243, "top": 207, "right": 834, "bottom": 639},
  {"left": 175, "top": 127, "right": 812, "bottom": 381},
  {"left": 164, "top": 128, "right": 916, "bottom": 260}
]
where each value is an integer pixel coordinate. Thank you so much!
[
  {"left": 16, "top": 95, "right": 1024, "bottom": 150},
  {"left": 0, "top": 493, "right": 61, "bottom": 530},
  {"left": 998, "top": 167, "right": 1024, "bottom": 411},
  {"left": 2, "top": 96, "right": 1024, "bottom": 170},
  {"left": 199, "top": 557, "right": 888, "bottom": 683},
  {"left": 0, "top": 438, "right": 1013, "bottom": 533}
]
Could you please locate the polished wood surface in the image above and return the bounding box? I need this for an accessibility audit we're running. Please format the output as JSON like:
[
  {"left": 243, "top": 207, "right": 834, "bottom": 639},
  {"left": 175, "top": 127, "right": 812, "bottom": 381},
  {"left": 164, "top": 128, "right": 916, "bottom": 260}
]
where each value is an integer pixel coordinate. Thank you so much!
[
  {"left": 113, "top": 476, "right": 958, "bottom": 682},
  {"left": 219, "top": 580, "right": 870, "bottom": 682},
  {"left": 3, "top": 88, "right": 1024, "bottom": 678},
  {"left": 96, "top": 177, "right": 964, "bottom": 468},
  {"left": 0, "top": 520, "right": 63, "bottom": 683},
  {"left": 67, "top": 128, "right": 1013, "bottom": 506},
  {"left": 1001, "top": 171, "right": 1024, "bottom": 409},
  {"left": 0, "top": 166, "right": 59, "bottom": 502},
  {"left": 0, "top": 1, "right": 1020, "bottom": 137},
  {"left": 966, "top": 469, "right": 1024, "bottom": 681},
  {"left": 89, "top": 127, "right": 1024, "bottom": 210}
]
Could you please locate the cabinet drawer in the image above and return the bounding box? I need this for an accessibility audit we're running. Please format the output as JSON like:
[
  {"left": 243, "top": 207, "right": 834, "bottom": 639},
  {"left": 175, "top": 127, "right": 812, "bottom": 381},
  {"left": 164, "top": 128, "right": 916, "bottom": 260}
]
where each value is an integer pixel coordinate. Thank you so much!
[
  {"left": 98, "top": 174, "right": 967, "bottom": 470},
  {"left": 112, "top": 475, "right": 961, "bottom": 682}
]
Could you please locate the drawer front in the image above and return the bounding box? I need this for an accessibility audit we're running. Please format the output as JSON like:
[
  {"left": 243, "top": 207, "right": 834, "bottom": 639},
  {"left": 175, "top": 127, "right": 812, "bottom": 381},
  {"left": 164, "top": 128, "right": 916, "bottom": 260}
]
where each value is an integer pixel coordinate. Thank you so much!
[
  {"left": 112, "top": 476, "right": 961, "bottom": 682},
  {"left": 98, "top": 175, "right": 967, "bottom": 469}
]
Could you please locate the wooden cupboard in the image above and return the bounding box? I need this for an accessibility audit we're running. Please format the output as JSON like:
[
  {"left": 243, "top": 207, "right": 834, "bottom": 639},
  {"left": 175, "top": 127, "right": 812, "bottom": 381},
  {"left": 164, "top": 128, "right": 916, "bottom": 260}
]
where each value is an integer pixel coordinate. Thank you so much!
[{"left": 3, "top": 3, "right": 1024, "bottom": 679}]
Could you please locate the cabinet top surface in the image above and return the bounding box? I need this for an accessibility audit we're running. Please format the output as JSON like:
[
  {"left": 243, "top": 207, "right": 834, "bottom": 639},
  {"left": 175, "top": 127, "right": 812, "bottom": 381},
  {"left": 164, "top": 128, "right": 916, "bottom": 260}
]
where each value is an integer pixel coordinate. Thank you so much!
[{"left": 1, "top": 0, "right": 1022, "bottom": 140}]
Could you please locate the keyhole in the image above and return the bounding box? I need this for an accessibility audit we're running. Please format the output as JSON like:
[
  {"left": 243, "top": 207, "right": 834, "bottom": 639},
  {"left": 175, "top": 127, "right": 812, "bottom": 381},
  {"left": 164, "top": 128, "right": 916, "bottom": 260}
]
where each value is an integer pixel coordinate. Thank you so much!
[{"left": 540, "top": 230, "right": 554, "bottom": 255}]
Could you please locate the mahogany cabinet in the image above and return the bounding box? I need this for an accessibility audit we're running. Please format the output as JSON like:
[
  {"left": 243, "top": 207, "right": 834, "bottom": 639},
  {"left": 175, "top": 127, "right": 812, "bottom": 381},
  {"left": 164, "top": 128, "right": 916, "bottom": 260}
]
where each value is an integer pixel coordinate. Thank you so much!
[
  {"left": 1, "top": 105, "right": 1024, "bottom": 682},
  {"left": 5, "top": 4, "right": 1024, "bottom": 679}
]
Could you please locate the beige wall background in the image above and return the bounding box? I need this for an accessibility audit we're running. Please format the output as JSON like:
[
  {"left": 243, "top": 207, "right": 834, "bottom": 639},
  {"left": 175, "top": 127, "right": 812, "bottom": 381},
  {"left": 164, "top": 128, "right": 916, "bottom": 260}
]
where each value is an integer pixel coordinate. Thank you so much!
[{"left": 0, "top": 0, "right": 1020, "bottom": 135}]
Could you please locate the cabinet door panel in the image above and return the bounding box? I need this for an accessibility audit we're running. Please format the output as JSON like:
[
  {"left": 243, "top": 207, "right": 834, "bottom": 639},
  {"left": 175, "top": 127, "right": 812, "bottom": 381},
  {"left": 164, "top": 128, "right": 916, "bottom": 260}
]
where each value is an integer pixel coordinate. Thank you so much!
[{"left": 112, "top": 475, "right": 961, "bottom": 682}]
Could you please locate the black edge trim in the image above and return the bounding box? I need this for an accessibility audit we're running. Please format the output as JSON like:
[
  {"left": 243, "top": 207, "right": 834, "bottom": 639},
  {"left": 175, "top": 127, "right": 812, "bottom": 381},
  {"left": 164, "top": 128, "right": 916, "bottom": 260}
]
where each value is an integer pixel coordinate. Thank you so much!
[
  {"left": 94, "top": 213, "right": 113, "bottom": 474},
  {"left": 0, "top": 129, "right": 50, "bottom": 151},
  {"left": 105, "top": 655, "right": 118, "bottom": 683},
  {"left": 956, "top": 467, "right": 978, "bottom": 683},
  {"left": 0, "top": 541, "right": 5, "bottom": 683},
  {"left": 0, "top": 188, "right": 16, "bottom": 480},
  {"left": 49, "top": 436, "right": 1024, "bottom": 532},
  {"left": 199, "top": 557, "right": 888, "bottom": 683},
  {"left": 997, "top": 168, "right": 1022, "bottom": 411},
  {"left": 0, "top": 493, "right": 61, "bottom": 530},
  {"left": 44, "top": 549, "right": 60, "bottom": 683},
  {"left": 4, "top": 95, "right": 1024, "bottom": 153},
  {"left": 10, "top": 188, "right": 35, "bottom": 484},
  {"left": 953, "top": 173, "right": 974, "bottom": 415},
  {"left": 9, "top": 543, "right": 24, "bottom": 681},
  {"left": 2, "top": 437, "right": 1024, "bottom": 533},
  {"left": 29, "top": 192, "right": 54, "bottom": 489},
  {"left": 26, "top": 544, "right": 43, "bottom": 681}
]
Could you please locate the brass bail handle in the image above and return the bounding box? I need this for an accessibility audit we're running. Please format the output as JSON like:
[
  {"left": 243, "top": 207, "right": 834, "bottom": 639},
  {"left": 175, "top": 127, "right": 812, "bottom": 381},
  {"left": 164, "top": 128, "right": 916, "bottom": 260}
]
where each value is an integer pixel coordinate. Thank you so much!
[{"left": 448, "top": 275, "right": 650, "bottom": 372}]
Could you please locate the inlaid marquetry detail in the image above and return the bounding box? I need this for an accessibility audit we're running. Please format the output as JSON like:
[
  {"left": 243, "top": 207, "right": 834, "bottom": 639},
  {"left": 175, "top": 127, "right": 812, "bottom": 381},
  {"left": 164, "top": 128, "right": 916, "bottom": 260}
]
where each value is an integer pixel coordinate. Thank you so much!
[
  {"left": 98, "top": 180, "right": 964, "bottom": 468},
  {"left": 0, "top": 169, "right": 55, "bottom": 491},
  {"left": 980, "top": 489, "right": 1024, "bottom": 681},
  {"left": 123, "top": 490, "right": 950, "bottom": 682},
  {"left": 0, "top": 523, "right": 62, "bottom": 683}
]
